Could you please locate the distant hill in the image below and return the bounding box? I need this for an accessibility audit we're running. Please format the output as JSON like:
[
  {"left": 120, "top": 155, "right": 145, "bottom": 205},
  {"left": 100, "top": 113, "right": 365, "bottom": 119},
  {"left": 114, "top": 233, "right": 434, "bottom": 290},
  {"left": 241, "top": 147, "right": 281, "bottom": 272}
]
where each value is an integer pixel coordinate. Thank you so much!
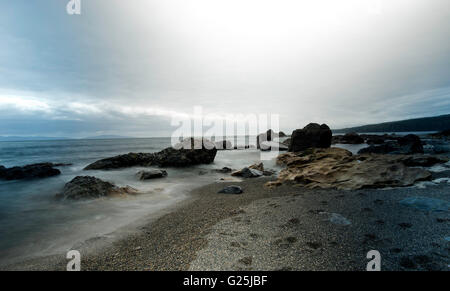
[
  {"left": 334, "top": 114, "right": 450, "bottom": 133},
  {"left": 0, "top": 136, "right": 68, "bottom": 142}
]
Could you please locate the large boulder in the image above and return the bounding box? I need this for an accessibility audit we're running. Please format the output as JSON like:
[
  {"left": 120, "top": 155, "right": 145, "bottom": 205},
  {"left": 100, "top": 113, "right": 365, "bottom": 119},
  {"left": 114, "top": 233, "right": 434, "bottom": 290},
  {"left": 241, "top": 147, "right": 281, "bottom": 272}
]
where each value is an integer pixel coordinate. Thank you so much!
[
  {"left": 332, "top": 132, "right": 364, "bottom": 144},
  {"left": 288, "top": 123, "right": 332, "bottom": 152},
  {"left": 266, "top": 148, "right": 446, "bottom": 190},
  {"left": 0, "top": 163, "right": 61, "bottom": 180},
  {"left": 358, "top": 134, "right": 423, "bottom": 155},
  {"left": 84, "top": 138, "right": 217, "bottom": 170},
  {"left": 59, "top": 176, "right": 138, "bottom": 200}
]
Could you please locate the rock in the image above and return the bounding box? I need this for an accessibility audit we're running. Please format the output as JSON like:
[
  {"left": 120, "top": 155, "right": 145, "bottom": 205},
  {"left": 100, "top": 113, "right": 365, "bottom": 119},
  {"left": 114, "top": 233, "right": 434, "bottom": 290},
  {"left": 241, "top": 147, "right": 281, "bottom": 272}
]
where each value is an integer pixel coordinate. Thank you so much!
[
  {"left": 401, "top": 155, "right": 449, "bottom": 167},
  {"left": 0, "top": 163, "right": 61, "bottom": 181},
  {"left": 59, "top": 176, "right": 138, "bottom": 200},
  {"left": 430, "top": 129, "right": 450, "bottom": 139},
  {"left": 358, "top": 134, "right": 423, "bottom": 155},
  {"left": 266, "top": 148, "right": 435, "bottom": 190},
  {"left": 214, "top": 140, "right": 233, "bottom": 150},
  {"left": 216, "top": 167, "right": 233, "bottom": 173},
  {"left": 218, "top": 185, "right": 243, "bottom": 194},
  {"left": 136, "top": 170, "right": 167, "bottom": 180},
  {"left": 263, "top": 170, "right": 275, "bottom": 176},
  {"left": 397, "top": 134, "right": 423, "bottom": 154},
  {"left": 231, "top": 167, "right": 263, "bottom": 178},
  {"left": 259, "top": 141, "right": 288, "bottom": 152},
  {"left": 278, "top": 131, "right": 287, "bottom": 137},
  {"left": 281, "top": 138, "right": 291, "bottom": 147},
  {"left": 84, "top": 138, "right": 217, "bottom": 170},
  {"left": 332, "top": 132, "right": 364, "bottom": 144},
  {"left": 257, "top": 129, "right": 277, "bottom": 150},
  {"left": 249, "top": 162, "right": 264, "bottom": 172},
  {"left": 399, "top": 197, "right": 449, "bottom": 212},
  {"left": 423, "top": 140, "right": 450, "bottom": 154},
  {"left": 288, "top": 123, "right": 332, "bottom": 152}
]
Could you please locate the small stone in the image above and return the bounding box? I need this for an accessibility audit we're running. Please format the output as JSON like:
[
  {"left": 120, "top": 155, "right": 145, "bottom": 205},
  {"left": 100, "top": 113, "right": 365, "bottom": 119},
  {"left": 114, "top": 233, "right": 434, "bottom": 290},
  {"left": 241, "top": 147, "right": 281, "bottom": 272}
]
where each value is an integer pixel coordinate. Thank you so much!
[{"left": 218, "top": 185, "right": 243, "bottom": 194}]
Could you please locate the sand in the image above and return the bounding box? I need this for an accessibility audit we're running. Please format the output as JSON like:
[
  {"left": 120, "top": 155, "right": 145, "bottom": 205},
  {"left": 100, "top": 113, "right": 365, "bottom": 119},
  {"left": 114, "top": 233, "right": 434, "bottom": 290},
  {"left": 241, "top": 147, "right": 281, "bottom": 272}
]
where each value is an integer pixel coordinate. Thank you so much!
[{"left": 3, "top": 177, "right": 450, "bottom": 271}]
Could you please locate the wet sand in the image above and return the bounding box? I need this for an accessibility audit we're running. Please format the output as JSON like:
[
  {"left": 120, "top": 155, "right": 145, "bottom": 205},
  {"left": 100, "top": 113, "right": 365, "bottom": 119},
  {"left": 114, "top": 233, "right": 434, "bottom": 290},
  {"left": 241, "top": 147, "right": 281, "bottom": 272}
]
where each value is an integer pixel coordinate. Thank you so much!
[{"left": 3, "top": 177, "right": 450, "bottom": 271}]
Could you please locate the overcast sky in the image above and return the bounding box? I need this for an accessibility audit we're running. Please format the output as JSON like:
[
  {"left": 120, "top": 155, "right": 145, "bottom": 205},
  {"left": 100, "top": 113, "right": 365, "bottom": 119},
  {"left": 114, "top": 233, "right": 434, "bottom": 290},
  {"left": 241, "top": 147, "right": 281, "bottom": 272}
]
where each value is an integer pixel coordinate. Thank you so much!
[{"left": 0, "top": 0, "right": 449, "bottom": 137}]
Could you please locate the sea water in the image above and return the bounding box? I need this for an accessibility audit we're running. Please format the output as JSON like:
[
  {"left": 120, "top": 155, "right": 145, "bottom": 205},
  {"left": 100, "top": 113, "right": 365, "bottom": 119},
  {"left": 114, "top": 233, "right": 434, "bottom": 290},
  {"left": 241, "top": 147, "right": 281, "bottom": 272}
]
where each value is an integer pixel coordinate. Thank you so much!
[{"left": 0, "top": 137, "right": 279, "bottom": 266}]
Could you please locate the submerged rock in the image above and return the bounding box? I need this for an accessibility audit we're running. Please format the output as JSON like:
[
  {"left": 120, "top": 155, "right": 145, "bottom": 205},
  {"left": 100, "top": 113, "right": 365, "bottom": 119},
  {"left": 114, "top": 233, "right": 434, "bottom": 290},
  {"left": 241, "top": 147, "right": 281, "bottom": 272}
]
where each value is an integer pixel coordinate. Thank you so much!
[
  {"left": 59, "top": 176, "right": 138, "bottom": 200},
  {"left": 136, "top": 169, "right": 167, "bottom": 180},
  {"left": 0, "top": 163, "right": 61, "bottom": 181},
  {"left": 218, "top": 185, "right": 243, "bottom": 194},
  {"left": 84, "top": 138, "right": 217, "bottom": 170},
  {"left": 266, "top": 148, "right": 444, "bottom": 190},
  {"left": 289, "top": 123, "right": 332, "bottom": 152},
  {"left": 399, "top": 197, "right": 449, "bottom": 212}
]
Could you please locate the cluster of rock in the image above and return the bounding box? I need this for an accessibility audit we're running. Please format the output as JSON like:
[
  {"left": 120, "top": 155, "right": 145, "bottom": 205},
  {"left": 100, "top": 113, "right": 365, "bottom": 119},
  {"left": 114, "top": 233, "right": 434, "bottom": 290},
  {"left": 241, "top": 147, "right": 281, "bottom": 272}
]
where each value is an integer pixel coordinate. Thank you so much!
[
  {"left": 0, "top": 163, "right": 61, "bottom": 181},
  {"left": 58, "top": 176, "right": 138, "bottom": 200},
  {"left": 84, "top": 138, "right": 217, "bottom": 170},
  {"left": 231, "top": 162, "right": 274, "bottom": 178},
  {"left": 358, "top": 134, "right": 423, "bottom": 155},
  {"left": 266, "top": 147, "right": 449, "bottom": 190}
]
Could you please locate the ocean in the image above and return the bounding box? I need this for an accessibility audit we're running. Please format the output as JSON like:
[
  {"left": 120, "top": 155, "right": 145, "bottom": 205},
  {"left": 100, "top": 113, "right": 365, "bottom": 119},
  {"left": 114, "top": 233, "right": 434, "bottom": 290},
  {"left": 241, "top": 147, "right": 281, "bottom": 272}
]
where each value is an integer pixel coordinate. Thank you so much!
[{"left": 0, "top": 137, "right": 280, "bottom": 266}]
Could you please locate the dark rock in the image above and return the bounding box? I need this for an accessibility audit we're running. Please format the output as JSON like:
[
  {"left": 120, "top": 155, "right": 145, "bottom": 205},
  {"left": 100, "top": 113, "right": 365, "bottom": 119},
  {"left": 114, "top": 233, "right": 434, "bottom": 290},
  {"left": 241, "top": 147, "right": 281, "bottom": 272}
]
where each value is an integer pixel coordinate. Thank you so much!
[
  {"left": 332, "top": 132, "right": 364, "bottom": 144},
  {"left": 281, "top": 138, "right": 291, "bottom": 147},
  {"left": 218, "top": 185, "right": 243, "bottom": 194},
  {"left": 358, "top": 134, "right": 424, "bottom": 155},
  {"left": 430, "top": 129, "right": 450, "bottom": 139},
  {"left": 216, "top": 167, "right": 233, "bottom": 173},
  {"left": 84, "top": 138, "right": 217, "bottom": 170},
  {"left": 289, "top": 123, "right": 332, "bottom": 152},
  {"left": 397, "top": 134, "right": 423, "bottom": 154},
  {"left": 59, "top": 176, "right": 138, "bottom": 200},
  {"left": 0, "top": 163, "right": 61, "bottom": 181},
  {"left": 278, "top": 131, "right": 287, "bottom": 137},
  {"left": 136, "top": 170, "right": 167, "bottom": 180}
]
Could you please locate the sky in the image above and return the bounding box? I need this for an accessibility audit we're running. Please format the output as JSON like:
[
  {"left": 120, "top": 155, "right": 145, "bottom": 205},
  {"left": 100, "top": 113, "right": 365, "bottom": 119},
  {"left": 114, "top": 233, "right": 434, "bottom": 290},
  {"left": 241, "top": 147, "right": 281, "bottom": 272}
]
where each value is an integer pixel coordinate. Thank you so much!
[{"left": 0, "top": 0, "right": 449, "bottom": 138}]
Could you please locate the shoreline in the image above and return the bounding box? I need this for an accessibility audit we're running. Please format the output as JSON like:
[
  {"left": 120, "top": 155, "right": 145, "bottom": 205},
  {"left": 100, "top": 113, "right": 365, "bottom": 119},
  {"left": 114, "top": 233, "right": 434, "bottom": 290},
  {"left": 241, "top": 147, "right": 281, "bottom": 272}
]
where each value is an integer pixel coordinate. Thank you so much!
[{"left": 4, "top": 176, "right": 450, "bottom": 271}]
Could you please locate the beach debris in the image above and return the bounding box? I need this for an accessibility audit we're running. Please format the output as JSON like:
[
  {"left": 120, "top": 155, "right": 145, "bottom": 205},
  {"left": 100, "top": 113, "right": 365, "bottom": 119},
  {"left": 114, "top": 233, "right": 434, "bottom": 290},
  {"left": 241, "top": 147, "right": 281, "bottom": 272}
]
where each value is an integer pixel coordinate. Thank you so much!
[
  {"left": 266, "top": 147, "right": 442, "bottom": 190},
  {"left": 84, "top": 138, "right": 217, "bottom": 170},
  {"left": 58, "top": 176, "right": 138, "bottom": 200},
  {"left": 288, "top": 123, "right": 332, "bottom": 152},
  {"left": 399, "top": 196, "right": 449, "bottom": 212},
  {"left": 218, "top": 185, "right": 243, "bottom": 194},
  {"left": 0, "top": 163, "right": 61, "bottom": 181},
  {"left": 320, "top": 212, "right": 351, "bottom": 226},
  {"left": 136, "top": 169, "right": 167, "bottom": 180}
]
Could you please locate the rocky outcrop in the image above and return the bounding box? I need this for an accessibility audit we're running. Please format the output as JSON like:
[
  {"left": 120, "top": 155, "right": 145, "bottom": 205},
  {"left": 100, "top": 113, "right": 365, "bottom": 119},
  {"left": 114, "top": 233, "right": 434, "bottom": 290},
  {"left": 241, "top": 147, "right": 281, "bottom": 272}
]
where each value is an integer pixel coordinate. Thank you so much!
[
  {"left": 430, "top": 129, "right": 450, "bottom": 139},
  {"left": 0, "top": 163, "right": 61, "bottom": 180},
  {"left": 278, "top": 131, "right": 287, "bottom": 137},
  {"left": 266, "top": 148, "right": 447, "bottom": 190},
  {"left": 358, "top": 134, "right": 423, "bottom": 155},
  {"left": 136, "top": 170, "right": 167, "bottom": 180},
  {"left": 84, "top": 138, "right": 217, "bottom": 170},
  {"left": 332, "top": 132, "right": 364, "bottom": 144},
  {"left": 59, "top": 176, "right": 138, "bottom": 200},
  {"left": 288, "top": 123, "right": 332, "bottom": 152}
]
